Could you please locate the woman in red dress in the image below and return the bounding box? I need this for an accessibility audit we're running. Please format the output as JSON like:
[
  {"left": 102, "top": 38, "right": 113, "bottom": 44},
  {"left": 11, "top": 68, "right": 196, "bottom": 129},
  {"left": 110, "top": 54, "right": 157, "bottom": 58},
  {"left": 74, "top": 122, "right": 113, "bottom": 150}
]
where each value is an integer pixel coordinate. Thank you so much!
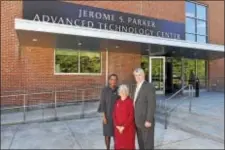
[{"left": 113, "top": 84, "right": 135, "bottom": 150}]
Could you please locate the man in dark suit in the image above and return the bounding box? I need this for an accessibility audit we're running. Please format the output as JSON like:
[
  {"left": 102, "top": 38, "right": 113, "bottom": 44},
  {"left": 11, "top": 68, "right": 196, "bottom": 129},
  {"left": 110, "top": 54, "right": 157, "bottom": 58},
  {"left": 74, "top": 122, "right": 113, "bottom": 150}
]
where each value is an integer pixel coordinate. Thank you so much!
[{"left": 133, "top": 68, "right": 156, "bottom": 149}]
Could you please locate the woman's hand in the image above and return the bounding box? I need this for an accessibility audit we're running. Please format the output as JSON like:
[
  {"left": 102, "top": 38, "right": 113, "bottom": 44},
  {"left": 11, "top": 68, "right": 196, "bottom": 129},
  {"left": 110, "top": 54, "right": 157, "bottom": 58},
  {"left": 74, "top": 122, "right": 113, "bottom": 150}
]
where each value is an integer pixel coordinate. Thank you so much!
[
  {"left": 116, "top": 126, "right": 124, "bottom": 134},
  {"left": 145, "top": 121, "right": 151, "bottom": 128},
  {"left": 120, "top": 126, "right": 124, "bottom": 133},
  {"left": 103, "top": 117, "right": 107, "bottom": 124},
  {"left": 103, "top": 113, "right": 107, "bottom": 124},
  {"left": 116, "top": 126, "right": 120, "bottom": 131}
]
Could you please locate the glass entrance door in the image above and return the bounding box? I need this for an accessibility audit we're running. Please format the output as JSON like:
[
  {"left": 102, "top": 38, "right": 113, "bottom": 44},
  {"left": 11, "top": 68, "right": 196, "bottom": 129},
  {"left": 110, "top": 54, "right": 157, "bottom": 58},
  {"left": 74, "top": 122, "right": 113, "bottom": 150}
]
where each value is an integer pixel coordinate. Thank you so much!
[{"left": 149, "top": 57, "right": 166, "bottom": 94}]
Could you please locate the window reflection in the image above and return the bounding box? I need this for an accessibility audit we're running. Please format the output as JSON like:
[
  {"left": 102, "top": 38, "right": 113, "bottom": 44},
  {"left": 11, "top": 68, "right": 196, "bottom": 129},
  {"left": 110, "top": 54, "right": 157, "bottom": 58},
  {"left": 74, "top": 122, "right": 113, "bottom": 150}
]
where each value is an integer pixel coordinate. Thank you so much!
[
  {"left": 197, "top": 60, "right": 206, "bottom": 88},
  {"left": 185, "top": 1, "right": 195, "bottom": 17},
  {"left": 186, "top": 18, "right": 196, "bottom": 33},
  {"left": 141, "top": 55, "right": 149, "bottom": 81},
  {"left": 151, "top": 59, "right": 164, "bottom": 91},
  {"left": 184, "top": 59, "right": 196, "bottom": 85},
  {"left": 197, "top": 20, "right": 206, "bottom": 35},
  {"left": 197, "top": 35, "right": 206, "bottom": 43},
  {"left": 80, "top": 51, "right": 101, "bottom": 73},
  {"left": 185, "top": 1, "right": 207, "bottom": 43},
  {"left": 141, "top": 57, "right": 208, "bottom": 90},
  {"left": 55, "top": 49, "right": 78, "bottom": 73},
  {"left": 197, "top": 5, "right": 206, "bottom": 20},
  {"left": 172, "top": 58, "right": 182, "bottom": 88},
  {"left": 55, "top": 49, "right": 101, "bottom": 74},
  {"left": 186, "top": 33, "right": 196, "bottom": 42}
]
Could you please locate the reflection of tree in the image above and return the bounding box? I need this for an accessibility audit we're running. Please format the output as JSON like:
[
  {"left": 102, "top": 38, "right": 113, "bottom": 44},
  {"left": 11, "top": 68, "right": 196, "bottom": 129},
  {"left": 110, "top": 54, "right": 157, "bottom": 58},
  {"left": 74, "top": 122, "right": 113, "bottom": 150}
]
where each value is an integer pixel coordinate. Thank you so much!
[
  {"left": 152, "top": 59, "right": 163, "bottom": 79},
  {"left": 141, "top": 56, "right": 149, "bottom": 74},
  {"left": 172, "top": 58, "right": 182, "bottom": 84},
  {"left": 55, "top": 49, "right": 101, "bottom": 73},
  {"left": 184, "top": 59, "right": 196, "bottom": 84},
  {"left": 55, "top": 49, "right": 78, "bottom": 73},
  {"left": 197, "top": 60, "right": 206, "bottom": 88},
  {"left": 140, "top": 56, "right": 206, "bottom": 88},
  {"left": 56, "top": 55, "right": 78, "bottom": 73},
  {"left": 141, "top": 56, "right": 163, "bottom": 80},
  {"left": 172, "top": 58, "right": 181, "bottom": 77},
  {"left": 80, "top": 55, "right": 100, "bottom": 73},
  {"left": 197, "top": 60, "right": 205, "bottom": 79}
]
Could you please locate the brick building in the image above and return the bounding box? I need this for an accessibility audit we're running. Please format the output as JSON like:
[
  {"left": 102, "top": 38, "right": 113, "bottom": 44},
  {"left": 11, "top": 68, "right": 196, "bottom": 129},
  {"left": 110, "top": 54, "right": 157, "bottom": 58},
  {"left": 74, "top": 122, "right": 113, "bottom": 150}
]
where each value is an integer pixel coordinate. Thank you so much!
[{"left": 1, "top": 1, "right": 224, "bottom": 106}]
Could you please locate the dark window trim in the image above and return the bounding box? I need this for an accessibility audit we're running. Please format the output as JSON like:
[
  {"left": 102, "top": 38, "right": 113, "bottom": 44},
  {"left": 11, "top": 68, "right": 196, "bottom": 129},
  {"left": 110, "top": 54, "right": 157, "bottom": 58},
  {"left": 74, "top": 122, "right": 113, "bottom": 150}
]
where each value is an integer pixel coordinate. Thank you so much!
[
  {"left": 185, "top": 32, "right": 208, "bottom": 36},
  {"left": 186, "top": 0, "right": 208, "bottom": 7},
  {"left": 186, "top": 16, "right": 207, "bottom": 22},
  {"left": 185, "top": 1, "right": 208, "bottom": 43}
]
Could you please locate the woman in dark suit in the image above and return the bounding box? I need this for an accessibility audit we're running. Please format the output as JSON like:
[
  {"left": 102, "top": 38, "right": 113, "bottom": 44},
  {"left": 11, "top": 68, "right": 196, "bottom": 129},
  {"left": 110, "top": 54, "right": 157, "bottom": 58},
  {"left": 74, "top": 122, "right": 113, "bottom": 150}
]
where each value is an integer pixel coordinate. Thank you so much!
[{"left": 98, "top": 74, "right": 119, "bottom": 150}]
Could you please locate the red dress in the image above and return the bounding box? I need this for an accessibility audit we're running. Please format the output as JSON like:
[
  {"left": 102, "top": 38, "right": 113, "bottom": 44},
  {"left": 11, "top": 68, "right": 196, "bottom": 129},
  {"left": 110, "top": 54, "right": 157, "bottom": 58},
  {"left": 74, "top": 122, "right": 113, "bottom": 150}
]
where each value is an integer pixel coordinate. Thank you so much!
[{"left": 113, "top": 96, "right": 135, "bottom": 150}]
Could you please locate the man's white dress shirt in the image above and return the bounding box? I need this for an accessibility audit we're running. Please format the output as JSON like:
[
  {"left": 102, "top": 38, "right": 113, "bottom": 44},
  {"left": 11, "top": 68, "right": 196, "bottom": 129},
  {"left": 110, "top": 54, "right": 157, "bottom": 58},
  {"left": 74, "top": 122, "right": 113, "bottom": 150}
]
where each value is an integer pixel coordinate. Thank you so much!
[{"left": 133, "top": 80, "right": 144, "bottom": 106}]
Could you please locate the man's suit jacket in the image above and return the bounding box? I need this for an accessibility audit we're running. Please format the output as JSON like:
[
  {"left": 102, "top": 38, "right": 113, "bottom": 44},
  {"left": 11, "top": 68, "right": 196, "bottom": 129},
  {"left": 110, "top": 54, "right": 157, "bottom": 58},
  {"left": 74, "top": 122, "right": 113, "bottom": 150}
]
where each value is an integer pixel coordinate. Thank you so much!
[{"left": 134, "top": 81, "right": 156, "bottom": 129}]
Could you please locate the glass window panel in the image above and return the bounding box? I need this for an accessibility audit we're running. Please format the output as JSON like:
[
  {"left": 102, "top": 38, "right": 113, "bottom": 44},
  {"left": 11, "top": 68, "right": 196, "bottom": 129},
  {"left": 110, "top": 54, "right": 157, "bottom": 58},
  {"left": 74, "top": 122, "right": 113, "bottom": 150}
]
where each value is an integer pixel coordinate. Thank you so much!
[
  {"left": 186, "top": 33, "right": 196, "bottom": 42},
  {"left": 184, "top": 59, "right": 196, "bottom": 85},
  {"left": 141, "top": 56, "right": 149, "bottom": 81},
  {"left": 151, "top": 59, "right": 164, "bottom": 91},
  {"left": 141, "top": 55, "right": 149, "bottom": 73},
  {"left": 55, "top": 49, "right": 78, "bottom": 73},
  {"left": 197, "top": 5, "right": 206, "bottom": 20},
  {"left": 197, "top": 59, "right": 206, "bottom": 88},
  {"left": 197, "top": 20, "right": 206, "bottom": 35},
  {"left": 197, "top": 59, "right": 206, "bottom": 79},
  {"left": 172, "top": 58, "right": 182, "bottom": 87},
  {"left": 186, "top": 18, "right": 196, "bottom": 33},
  {"left": 80, "top": 51, "right": 101, "bottom": 73},
  {"left": 197, "top": 35, "right": 206, "bottom": 43},
  {"left": 185, "top": 2, "right": 196, "bottom": 17},
  {"left": 172, "top": 58, "right": 182, "bottom": 78}
]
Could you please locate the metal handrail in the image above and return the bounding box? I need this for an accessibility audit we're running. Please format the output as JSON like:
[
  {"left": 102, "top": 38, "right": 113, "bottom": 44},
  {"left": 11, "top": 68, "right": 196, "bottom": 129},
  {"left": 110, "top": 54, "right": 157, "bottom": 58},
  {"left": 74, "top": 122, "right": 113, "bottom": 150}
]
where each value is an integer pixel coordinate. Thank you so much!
[
  {"left": 164, "top": 84, "right": 194, "bottom": 129},
  {"left": 1, "top": 86, "right": 103, "bottom": 97},
  {"left": 167, "top": 95, "right": 189, "bottom": 114},
  {"left": 0, "top": 85, "right": 103, "bottom": 111},
  {"left": 1, "top": 85, "right": 104, "bottom": 124},
  {"left": 1, "top": 92, "right": 52, "bottom": 98},
  {"left": 165, "top": 85, "right": 189, "bottom": 105}
]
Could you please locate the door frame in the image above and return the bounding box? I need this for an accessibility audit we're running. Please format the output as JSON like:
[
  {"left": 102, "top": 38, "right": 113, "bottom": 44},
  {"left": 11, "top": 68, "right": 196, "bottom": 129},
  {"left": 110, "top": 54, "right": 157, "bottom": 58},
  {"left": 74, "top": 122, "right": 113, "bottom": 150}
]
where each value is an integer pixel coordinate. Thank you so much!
[{"left": 149, "top": 56, "right": 166, "bottom": 95}]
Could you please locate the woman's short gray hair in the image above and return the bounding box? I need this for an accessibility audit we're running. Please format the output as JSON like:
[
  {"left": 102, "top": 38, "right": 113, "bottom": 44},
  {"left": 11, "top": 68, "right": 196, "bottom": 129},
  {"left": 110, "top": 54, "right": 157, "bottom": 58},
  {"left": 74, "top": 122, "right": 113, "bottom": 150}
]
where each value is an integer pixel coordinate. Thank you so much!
[{"left": 118, "top": 84, "right": 129, "bottom": 96}]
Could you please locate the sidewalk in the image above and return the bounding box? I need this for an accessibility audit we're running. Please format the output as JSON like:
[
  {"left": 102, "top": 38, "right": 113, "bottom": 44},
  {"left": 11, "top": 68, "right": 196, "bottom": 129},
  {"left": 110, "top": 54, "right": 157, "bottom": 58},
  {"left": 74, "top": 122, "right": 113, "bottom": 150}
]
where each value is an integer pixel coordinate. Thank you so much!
[
  {"left": 1, "top": 117, "right": 224, "bottom": 149},
  {"left": 1, "top": 91, "right": 224, "bottom": 149}
]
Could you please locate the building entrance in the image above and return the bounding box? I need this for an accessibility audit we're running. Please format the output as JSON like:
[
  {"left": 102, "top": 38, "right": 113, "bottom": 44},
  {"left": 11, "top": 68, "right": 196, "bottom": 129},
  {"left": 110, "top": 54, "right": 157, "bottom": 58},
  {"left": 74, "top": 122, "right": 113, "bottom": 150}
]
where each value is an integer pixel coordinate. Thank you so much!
[
  {"left": 149, "top": 57, "right": 166, "bottom": 94},
  {"left": 141, "top": 56, "right": 208, "bottom": 95}
]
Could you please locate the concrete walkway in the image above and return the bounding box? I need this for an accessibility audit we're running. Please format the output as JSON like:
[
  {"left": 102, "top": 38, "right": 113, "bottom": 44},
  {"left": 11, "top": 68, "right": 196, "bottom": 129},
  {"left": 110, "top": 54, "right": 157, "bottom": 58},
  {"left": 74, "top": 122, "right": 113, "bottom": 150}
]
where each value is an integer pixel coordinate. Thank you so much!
[{"left": 1, "top": 117, "right": 224, "bottom": 149}]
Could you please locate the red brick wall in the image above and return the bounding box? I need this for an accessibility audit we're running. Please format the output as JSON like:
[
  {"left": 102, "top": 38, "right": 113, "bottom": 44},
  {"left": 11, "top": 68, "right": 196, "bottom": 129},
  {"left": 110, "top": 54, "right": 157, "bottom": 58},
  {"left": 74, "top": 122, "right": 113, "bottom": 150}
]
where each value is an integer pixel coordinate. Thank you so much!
[
  {"left": 202, "top": 1, "right": 224, "bottom": 90},
  {"left": 1, "top": 1, "right": 186, "bottom": 93},
  {"left": 202, "top": 1, "right": 224, "bottom": 44},
  {"left": 72, "top": 1, "right": 185, "bottom": 22},
  {"left": 107, "top": 41, "right": 141, "bottom": 84},
  {"left": 1, "top": 1, "right": 23, "bottom": 93},
  {"left": 20, "top": 45, "right": 106, "bottom": 91}
]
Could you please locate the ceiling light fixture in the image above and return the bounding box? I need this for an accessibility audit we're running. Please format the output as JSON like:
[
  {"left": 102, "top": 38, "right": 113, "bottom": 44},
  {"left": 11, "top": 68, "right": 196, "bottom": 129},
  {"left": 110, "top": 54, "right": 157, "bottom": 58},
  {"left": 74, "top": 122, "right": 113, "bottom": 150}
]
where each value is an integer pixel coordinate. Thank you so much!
[{"left": 32, "top": 38, "right": 38, "bottom": 42}]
